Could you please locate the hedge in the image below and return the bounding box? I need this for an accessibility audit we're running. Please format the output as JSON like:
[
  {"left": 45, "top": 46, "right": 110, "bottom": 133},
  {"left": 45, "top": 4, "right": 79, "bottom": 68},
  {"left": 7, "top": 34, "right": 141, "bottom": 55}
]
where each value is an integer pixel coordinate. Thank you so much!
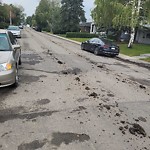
[{"left": 66, "top": 32, "right": 99, "bottom": 38}]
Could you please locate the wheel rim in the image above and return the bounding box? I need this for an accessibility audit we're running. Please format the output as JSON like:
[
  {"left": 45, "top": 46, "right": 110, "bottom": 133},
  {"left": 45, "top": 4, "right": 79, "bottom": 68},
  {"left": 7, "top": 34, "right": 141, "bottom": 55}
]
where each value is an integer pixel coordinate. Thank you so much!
[
  {"left": 81, "top": 44, "right": 84, "bottom": 50},
  {"left": 94, "top": 49, "right": 98, "bottom": 55}
]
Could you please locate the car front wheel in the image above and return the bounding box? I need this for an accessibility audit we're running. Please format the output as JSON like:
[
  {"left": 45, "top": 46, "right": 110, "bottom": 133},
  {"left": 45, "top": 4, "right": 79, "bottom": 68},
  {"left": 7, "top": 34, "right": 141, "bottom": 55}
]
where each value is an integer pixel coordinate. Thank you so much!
[
  {"left": 81, "top": 44, "right": 84, "bottom": 50},
  {"left": 12, "top": 66, "right": 19, "bottom": 87},
  {"left": 19, "top": 56, "right": 22, "bottom": 65},
  {"left": 94, "top": 48, "right": 99, "bottom": 55}
]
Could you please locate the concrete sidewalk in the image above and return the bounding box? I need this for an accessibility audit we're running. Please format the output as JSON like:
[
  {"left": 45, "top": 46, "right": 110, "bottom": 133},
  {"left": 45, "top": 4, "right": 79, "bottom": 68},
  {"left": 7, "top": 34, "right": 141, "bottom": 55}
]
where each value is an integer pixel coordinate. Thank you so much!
[{"left": 44, "top": 32, "right": 150, "bottom": 69}]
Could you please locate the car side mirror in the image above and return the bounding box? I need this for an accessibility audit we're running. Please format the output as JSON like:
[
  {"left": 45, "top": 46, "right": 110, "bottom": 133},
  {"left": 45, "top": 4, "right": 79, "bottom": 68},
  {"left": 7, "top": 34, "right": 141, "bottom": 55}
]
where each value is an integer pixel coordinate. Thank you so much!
[{"left": 12, "top": 44, "right": 21, "bottom": 50}]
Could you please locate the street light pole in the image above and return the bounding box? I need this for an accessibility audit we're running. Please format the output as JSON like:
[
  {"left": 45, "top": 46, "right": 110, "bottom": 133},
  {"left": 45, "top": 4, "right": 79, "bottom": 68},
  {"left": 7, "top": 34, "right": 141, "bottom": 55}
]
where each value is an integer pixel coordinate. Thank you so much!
[{"left": 9, "top": 7, "right": 12, "bottom": 25}]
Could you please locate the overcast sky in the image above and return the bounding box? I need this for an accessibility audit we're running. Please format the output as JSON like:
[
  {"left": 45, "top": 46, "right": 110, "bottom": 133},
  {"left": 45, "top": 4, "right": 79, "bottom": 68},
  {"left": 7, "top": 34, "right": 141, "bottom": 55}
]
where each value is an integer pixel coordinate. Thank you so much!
[{"left": 3, "top": 0, "right": 94, "bottom": 21}]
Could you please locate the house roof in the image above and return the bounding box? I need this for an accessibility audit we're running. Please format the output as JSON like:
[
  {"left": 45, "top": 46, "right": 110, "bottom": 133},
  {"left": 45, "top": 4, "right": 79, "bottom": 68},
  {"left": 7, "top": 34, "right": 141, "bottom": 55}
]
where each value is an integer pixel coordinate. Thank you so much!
[{"left": 79, "top": 22, "right": 92, "bottom": 27}]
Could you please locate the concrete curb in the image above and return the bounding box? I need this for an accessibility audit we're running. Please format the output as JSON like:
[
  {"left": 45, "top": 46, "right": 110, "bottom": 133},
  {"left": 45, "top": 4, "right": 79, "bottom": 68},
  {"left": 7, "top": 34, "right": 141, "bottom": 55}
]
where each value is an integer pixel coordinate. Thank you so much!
[{"left": 44, "top": 32, "right": 150, "bottom": 69}]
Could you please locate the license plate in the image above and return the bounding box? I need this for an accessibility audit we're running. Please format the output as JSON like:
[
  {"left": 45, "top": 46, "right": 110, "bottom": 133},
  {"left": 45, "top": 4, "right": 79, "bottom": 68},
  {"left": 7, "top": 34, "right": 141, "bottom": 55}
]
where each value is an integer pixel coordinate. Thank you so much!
[{"left": 111, "top": 47, "right": 115, "bottom": 50}]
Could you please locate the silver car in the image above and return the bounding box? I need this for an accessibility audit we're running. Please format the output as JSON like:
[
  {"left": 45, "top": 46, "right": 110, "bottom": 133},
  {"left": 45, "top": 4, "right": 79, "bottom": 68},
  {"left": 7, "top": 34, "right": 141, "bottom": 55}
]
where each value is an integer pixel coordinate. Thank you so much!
[
  {"left": 0, "top": 29, "right": 21, "bottom": 87},
  {"left": 7, "top": 25, "right": 21, "bottom": 38}
]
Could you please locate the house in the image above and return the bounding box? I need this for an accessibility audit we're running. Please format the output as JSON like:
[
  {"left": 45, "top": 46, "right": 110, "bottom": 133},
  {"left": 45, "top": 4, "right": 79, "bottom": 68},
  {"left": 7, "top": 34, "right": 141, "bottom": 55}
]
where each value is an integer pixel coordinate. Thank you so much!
[
  {"left": 135, "top": 24, "right": 150, "bottom": 44},
  {"left": 79, "top": 22, "right": 96, "bottom": 34}
]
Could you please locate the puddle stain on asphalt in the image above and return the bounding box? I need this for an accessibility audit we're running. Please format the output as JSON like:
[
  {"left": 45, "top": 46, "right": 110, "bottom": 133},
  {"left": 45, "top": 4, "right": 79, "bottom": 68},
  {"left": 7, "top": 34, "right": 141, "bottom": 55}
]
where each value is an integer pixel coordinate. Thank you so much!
[
  {"left": 20, "top": 75, "right": 40, "bottom": 84},
  {"left": 36, "top": 99, "right": 51, "bottom": 105},
  {"left": 0, "top": 108, "right": 58, "bottom": 123},
  {"left": 18, "top": 139, "right": 47, "bottom": 150},
  {"left": 22, "top": 53, "right": 43, "bottom": 65},
  {"left": 51, "top": 132, "right": 90, "bottom": 147},
  {"left": 0, "top": 87, "right": 16, "bottom": 102}
]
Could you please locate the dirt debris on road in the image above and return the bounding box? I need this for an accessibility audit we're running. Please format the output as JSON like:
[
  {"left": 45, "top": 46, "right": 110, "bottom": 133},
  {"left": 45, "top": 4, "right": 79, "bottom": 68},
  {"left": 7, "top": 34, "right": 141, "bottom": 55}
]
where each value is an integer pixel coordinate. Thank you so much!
[{"left": 0, "top": 28, "right": 150, "bottom": 150}]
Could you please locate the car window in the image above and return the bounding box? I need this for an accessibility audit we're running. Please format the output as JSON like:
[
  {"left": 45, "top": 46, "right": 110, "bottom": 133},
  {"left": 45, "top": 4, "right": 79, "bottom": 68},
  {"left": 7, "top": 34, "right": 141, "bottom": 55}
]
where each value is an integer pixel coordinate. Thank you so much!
[
  {"left": 8, "top": 26, "right": 20, "bottom": 31},
  {"left": 89, "top": 38, "right": 97, "bottom": 43},
  {"left": 8, "top": 32, "right": 17, "bottom": 45},
  {"left": 0, "top": 34, "right": 10, "bottom": 51},
  {"left": 95, "top": 38, "right": 104, "bottom": 45},
  {"left": 101, "top": 38, "right": 113, "bottom": 45}
]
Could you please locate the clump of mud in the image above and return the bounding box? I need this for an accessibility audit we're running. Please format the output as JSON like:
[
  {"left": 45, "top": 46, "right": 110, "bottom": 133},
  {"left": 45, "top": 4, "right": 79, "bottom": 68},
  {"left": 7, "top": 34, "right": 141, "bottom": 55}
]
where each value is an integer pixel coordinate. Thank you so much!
[
  {"left": 129, "top": 123, "right": 146, "bottom": 137},
  {"left": 89, "top": 92, "right": 98, "bottom": 98},
  {"left": 61, "top": 68, "right": 81, "bottom": 75}
]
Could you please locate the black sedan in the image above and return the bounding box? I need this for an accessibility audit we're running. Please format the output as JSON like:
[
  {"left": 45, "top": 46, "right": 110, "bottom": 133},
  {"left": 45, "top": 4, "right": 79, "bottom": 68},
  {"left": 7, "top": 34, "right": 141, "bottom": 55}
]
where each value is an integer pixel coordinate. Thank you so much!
[{"left": 81, "top": 38, "right": 119, "bottom": 57}]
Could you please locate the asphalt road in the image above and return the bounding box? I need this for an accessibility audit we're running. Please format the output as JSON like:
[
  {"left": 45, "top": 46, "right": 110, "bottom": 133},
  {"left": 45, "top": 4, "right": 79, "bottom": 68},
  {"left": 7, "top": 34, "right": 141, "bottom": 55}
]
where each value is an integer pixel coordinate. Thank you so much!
[{"left": 0, "top": 28, "right": 150, "bottom": 150}]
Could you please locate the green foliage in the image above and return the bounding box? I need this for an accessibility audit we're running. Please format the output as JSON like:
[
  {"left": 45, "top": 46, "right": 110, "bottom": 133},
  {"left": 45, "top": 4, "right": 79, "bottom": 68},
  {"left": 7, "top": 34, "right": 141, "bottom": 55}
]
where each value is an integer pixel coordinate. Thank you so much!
[
  {"left": 35, "top": 0, "right": 61, "bottom": 32},
  {"left": 26, "top": 16, "right": 32, "bottom": 26},
  {"left": 119, "top": 43, "right": 150, "bottom": 56},
  {"left": 92, "top": 0, "right": 150, "bottom": 30},
  {"left": 68, "top": 38, "right": 91, "bottom": 42},
  {"left": 66, "top": 32, "right": 99, "bottom": 38},
  {"left": 0, "top": 3, "right": 25, "bottom": 27},
  {"left": 60, "top": 0, "right": 86, "bottom": 33}
]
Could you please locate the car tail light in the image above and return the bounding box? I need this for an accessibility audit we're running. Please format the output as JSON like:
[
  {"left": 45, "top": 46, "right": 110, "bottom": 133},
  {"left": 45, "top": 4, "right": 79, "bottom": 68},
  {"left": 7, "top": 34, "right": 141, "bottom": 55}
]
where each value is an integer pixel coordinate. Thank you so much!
[{"left": 103, "top": 45, "right": 109, "bottom": 49}]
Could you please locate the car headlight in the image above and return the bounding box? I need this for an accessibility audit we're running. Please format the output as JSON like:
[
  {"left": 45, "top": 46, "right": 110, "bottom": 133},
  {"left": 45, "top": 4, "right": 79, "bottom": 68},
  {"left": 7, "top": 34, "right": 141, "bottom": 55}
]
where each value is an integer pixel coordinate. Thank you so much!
[{"left": 0, "top": 63, "right": 12, "bottom": 71}]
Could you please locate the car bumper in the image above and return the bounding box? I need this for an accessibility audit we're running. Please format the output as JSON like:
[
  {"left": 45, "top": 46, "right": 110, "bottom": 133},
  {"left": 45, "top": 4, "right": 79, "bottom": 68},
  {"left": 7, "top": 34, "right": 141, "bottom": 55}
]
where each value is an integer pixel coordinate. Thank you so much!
[
  {"left": 12, "top": 33, "right": 21, "bottom": 38},
  {"left": 14, "top": 34, "right": 21, "bottom": 38},
  {"left": 103, "top": 51, "right": 119, "bottom": 55},
  {"left": 0, "top": 69, "right": 16, "bottom": 87}
]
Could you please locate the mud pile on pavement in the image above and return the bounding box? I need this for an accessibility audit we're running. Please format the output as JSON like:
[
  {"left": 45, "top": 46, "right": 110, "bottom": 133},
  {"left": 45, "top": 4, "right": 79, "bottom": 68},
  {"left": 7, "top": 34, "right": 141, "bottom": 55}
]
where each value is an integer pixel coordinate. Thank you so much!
[
  {"left": 61, "top": 68, "right": 81, "bottom": 75},
  {"left": 129, "top": 123, "right": 146, "bottom": 137}
]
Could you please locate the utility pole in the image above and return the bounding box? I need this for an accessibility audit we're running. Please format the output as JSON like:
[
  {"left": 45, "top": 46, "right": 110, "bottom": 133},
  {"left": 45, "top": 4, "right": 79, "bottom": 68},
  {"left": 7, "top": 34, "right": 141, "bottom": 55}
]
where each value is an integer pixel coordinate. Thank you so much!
[{"left": 9, "top": 8, "right": 12, "bottom": 25}]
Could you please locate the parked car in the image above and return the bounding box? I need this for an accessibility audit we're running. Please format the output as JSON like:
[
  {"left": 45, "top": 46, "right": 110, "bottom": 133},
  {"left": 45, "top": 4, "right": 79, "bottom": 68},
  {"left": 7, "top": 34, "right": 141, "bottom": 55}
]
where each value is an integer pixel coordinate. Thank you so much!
[
  {"left": 7, "top": 25, "right": 21, "bottom": 38},
  {"left": 19, "top": 25, "right": 24, "bottom": 29},
  {"left": 35, "top": 26, "right": 42, "bottom": 32},
  {"left": 0, "top": 29, "right": 21, "bottom": 87},
  {"left": 120, "top": 32, "right": 130, "bottom": 42},
  {"left": 81, "top": 38, "right": 120, "bottom": 57}
]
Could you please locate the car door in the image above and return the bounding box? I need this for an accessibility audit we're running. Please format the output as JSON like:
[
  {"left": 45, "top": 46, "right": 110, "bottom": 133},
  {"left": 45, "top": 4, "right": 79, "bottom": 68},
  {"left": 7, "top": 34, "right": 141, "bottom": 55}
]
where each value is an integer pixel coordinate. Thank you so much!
[
  {"left": 89, "top": 38, "right": 100, "bottom": 52},
  {"left": 87, "top": 38, "right": 96, "bottom": 52},
  {"left": 8, "top": 32, "right": 20, "bottom": 65}
]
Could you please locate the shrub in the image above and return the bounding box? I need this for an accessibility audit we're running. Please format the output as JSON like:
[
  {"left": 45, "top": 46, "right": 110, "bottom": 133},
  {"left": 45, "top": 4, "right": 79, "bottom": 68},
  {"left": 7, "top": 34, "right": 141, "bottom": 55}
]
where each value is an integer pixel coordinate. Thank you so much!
[
  {"left": 0, "top": 22, "right": 9, "bottom": 29},
  {"left": 66, "top": 32, "right": 99, "bottom": 38}
]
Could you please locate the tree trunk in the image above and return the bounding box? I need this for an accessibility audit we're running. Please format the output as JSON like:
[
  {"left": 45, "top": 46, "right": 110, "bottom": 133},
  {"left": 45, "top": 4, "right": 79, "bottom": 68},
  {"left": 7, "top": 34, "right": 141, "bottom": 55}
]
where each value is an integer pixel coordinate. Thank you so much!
[{"left": 128, "top": 28, "right": 135, "bottom": 48}]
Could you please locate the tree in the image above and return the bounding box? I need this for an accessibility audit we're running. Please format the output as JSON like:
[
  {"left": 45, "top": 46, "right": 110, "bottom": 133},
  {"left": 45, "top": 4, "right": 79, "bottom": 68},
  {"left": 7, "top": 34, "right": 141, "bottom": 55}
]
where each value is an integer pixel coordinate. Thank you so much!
[
  {"left": 60, "top": 0, "right": 86, "bottom": 33},
  {"left": 0, "top": 3, "right": 25, "bottom": 28},
  {"left": 92, "top": 0, "right": 150, "bottom": 47},
  {"left": 35, "top": 0, "right": 61, "bottom": 32}
]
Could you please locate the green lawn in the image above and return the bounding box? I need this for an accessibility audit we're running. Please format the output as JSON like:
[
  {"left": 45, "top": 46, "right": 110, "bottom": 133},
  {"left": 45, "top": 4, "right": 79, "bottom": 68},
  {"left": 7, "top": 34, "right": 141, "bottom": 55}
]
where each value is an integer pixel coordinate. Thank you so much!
[
  {"left": 140, "top": 57, "right": 150, "bottom": 62},
  {"left": 69, "top": 38, "right": 91, "bottom": 42},
  {"left": 119, "top": 44, "right": 150, "bottom": 56}
]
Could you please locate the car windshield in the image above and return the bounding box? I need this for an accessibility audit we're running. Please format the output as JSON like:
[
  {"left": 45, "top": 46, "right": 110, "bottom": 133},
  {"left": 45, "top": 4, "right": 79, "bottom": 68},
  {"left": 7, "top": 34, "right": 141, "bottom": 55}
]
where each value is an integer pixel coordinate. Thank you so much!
[
  {"left": 8, "top": 26, "right": 19, "bottom": 31},
  {"left": 101, "top": 38, "right": 114, "bottom": 45},
  {"left": 0, "top": 34, "right": 10, "bottom": 51}
]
